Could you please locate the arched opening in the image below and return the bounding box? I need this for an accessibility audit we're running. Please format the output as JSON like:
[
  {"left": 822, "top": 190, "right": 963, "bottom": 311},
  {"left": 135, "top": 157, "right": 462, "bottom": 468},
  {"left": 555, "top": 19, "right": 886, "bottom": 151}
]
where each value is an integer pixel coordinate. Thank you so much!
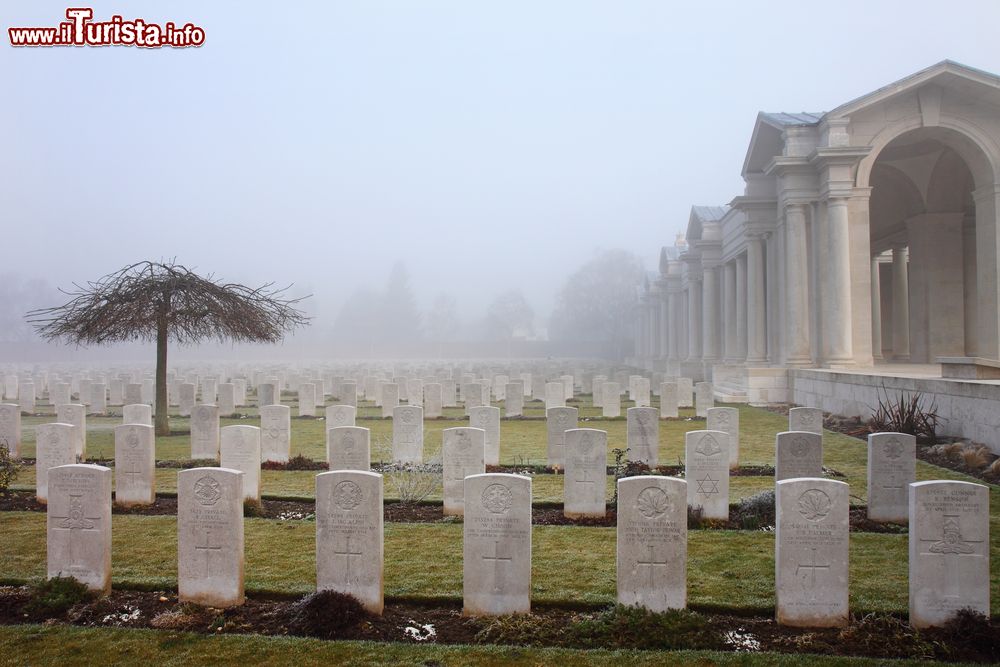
[{"left": 868, "top": 126, "right": 985, "bottom": 363}]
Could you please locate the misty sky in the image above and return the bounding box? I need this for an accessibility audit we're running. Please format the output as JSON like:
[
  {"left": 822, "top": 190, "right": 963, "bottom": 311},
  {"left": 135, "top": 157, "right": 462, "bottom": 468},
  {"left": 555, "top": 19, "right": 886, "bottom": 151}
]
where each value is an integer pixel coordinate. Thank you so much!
[{"left": 3, "top": 0, "right": 999, "bottom": 334}]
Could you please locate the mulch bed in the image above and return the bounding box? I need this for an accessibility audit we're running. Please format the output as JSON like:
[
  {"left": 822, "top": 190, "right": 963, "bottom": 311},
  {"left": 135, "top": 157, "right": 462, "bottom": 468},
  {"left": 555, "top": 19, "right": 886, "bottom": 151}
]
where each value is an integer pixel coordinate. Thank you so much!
[
  {"left": 0, "top": 586, "right": 995, "bottom": 662},
  {"left": 0, "top": 491, "right": 905, "bottom": 533}
]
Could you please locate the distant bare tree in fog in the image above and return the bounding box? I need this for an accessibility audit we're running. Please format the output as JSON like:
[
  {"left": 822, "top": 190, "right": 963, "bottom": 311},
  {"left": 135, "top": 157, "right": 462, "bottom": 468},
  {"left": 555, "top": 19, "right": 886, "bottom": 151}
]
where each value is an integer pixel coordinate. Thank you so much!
[
  {"left": 0, "top": 274, "right": 57, "bottom": 342},
  {"left": 331, "top": 261, "right": 423, "bottom": 350},
  {"left": 27, "top": 261, "right": 309, "bottom": 436},
  {"left": 549, "top": 249, "right": 644, "bottom": 357},
  {"left": 484, "top": 290, "right": 534, "bottom": 341}
]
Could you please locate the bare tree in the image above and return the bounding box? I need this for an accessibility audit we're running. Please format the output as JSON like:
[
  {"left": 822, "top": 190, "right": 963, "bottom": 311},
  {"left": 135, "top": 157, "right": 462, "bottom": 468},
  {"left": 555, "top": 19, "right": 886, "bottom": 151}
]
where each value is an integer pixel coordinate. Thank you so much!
[{"left": 26, "top": 261, "right": 309, "bottom": 436}]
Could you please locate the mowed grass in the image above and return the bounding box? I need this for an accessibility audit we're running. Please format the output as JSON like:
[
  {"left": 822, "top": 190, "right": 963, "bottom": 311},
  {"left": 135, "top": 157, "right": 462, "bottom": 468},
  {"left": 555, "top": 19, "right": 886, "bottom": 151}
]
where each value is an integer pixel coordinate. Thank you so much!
[
  {"left": 3, "top": 510, "right": 997, "bottom": 615},
  {"left": 0, "top": 625, "right": 952, "bottom": 667}
]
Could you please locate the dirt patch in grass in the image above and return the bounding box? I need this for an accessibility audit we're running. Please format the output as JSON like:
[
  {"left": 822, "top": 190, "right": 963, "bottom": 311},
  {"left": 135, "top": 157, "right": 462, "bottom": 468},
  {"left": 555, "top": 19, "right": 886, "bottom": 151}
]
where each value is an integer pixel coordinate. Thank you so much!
[{"left": 0, "top": 587, "right": 995, "bottom": 662}]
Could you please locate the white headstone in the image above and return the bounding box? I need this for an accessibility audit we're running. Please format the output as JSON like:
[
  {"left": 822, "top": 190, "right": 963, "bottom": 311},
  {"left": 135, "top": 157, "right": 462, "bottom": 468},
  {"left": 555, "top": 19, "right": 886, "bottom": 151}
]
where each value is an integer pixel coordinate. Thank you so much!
[
  {"left": 462, "top": 473, "right": 531, "bottom": 616},
  {"left": 47, "top": 464, "right": 112, "bottom": 593},
  {"left": 626, "top": 407, "right": 659, "bottom": 466},
  {"left": 381, "top": 383, "right": 399, "bottom": 418},
  {"left": 867, "top": 432, "right": 915, "bottom": 523},
  {"left": 56, "top": 404, "right": 87, "bottom": 461},
  {"left": 123, "top": 403, "right": 152, "bottom": 426},
  {"left": 775, "top": 478, "right": 849, "bottom": 627},
  {"left": 423, "top": 383, "right": 443, "bottom": 418},
  {"left": 338, "top": 382, "right": 358, "bottom": 408},
  {"left": 694, "top": 382, "right": 714, "bottom": 418},
  {"left": 0, "top": 403, "right": 22, "bottom": 458},
  {"left": 659, "top": 382, "right": 678, "bottom": 419},
  {"left": 218, "top": 383, "right": 236, "bottom": 417},
  {"left": 35, "top": 423, "right": 77, "bottom": 503},
  {"left": 179, "top": 383, "right": 196, "bottom": 417},
  {"left": 114, "top": 424, "right": 155, "bottom": 506},
  {"left": 616, "top": 475, "right": 687, "bottom": 611},
  {"left": 316, "top": 470, "right": 384, "bottom": 614},
  {"left": 327, "top": 426, "right": 370, "bottom": 471},
  {"left": 178, "top": 467, "right": 245, "bottom": 608},
  {"left": 442, "top": 427, "right": 486, "bottom": 516},
  {"left": 298, "top": 383, "right": 317, "bottom": 417},
  {"left": 544, "top": 382, "right": 565, "bottom": 410},
  {"left": 775, "top": 432, "right": 823, "bottom": 482},
  {"left": 221, "top": 425, "right": 262, "bottom": 501},
  {"left": 632, "top": 377, "right": 650, "bottom": 408},
  {"left": 258, "top": 383, "right": 277, "bottom": 408},
  {"left": 602, "top": 382, "right": 621, "bottom": 418},
  {"left": 392, "top": 406, "right": 424, "bottom": 464},
  {"left": 684, "top": 430, "right": 730, "bottom": 520},
  {"left": 706, "top": 407, "right": 739, "bottom": 469},
  {"left": 124, "top": 383, "right": 143, "bottom": 406},
  {"left": 18, "top": 382, "right": 36, "bottom": 413},
  {"left": 546, "top": 407, "right": 577, "bottom": 469},
  {"left": 260, "top": 404, "right": 291, "bottom": 463},
  {"left": 469, "top": 406, "right": 501, "bottom": 466},
  {"left": 676, "top": 377, "right": 693, "bottom": 408},
  {"left": 564, "top": 428, "right": 607, "bottom": 518},
  {"left": 51, "top": 383, "right": 71, "bottom": 409},
  {"left": 908, "top": 480, "right": 990, "bottom": 628},
  {"left": 789, "top": 407, "right": 823, "bottom": 435},
  {"left": 89, "top": 383, "right": 107, "bottom": 414},
  {"left": 504, "top": 382, "right": 523, "bottom": 418},
  {"left": 190, "top": 404, "right": 220, "bottom": 460}
]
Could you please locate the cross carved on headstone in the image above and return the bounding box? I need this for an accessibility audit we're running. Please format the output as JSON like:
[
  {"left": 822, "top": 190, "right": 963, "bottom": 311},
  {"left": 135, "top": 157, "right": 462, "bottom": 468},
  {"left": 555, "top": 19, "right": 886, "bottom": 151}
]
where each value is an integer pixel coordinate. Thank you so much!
[
  {"left": 575, "top": 468, "right": 596, "bottom": 487},
  {"left": 194, "top": 527, "right": 222, "bottom": 577},
  {"left": 795, "top": 547, "right": 830, "bottom": 600},
  {"left": 482, "top": 540, "right": 512, "bottom": 593},
  {"left": 122, "top": 463, "right": 142, "bottom": 486},
  {"left": 334, "top": 535, "right": 363, "bottom": 583},
  {"left": 636, "top": 544, "right": 668, "bottom": 588}
]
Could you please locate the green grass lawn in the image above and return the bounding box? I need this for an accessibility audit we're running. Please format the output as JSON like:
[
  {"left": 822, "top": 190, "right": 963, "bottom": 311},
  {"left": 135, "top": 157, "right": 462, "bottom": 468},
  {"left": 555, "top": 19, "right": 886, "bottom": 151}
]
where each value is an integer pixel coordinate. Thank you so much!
[{"left": 0, "top": 625, "right": 958, "bottom": 667}]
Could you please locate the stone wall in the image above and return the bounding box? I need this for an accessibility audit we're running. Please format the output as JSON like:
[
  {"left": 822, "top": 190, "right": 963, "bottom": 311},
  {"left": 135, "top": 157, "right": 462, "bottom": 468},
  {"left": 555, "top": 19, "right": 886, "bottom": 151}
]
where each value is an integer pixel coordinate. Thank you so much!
[{"left": 790, "top": 369, "right": 1000, "bottom": 454}]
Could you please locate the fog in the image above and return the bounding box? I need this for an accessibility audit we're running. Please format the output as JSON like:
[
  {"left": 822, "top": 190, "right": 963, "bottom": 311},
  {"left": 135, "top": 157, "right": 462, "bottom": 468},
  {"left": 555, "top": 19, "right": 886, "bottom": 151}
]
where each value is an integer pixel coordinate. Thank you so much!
[{"left": 2, "top": 0, "right": 998, "bottom": 358}]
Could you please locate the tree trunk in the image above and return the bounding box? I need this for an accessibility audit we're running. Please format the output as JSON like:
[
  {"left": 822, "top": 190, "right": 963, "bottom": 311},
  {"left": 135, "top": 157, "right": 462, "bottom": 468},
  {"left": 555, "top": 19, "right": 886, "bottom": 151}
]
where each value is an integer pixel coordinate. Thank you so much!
[{"left": 154, "top": 310, "right": 170, "bottom": 437}]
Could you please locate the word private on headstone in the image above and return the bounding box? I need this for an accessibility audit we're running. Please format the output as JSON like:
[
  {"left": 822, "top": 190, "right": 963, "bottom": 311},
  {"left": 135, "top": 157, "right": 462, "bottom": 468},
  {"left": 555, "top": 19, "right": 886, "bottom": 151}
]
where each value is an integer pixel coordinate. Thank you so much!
[
  {"left": 463, "top": 473, "right": 531, "bottom": 616},
  {"left": 617, "top": 475, "right": 687, "bottom": 612},
  {"left": 178, "top": 467, "right": 245, "bottom": 608},
  {"left": 47, "top": 464, "right": 112, "bottom": 594},
  {"left": 684, "top": 430, "right": 730, "bottom": 520},
  {"left": 908, "top": 480, "right": 990, "bottom": 628},
  {"left": 564, "top": 428, "right": 607, "bottom": 519},
  {"left": 867, "top": 432, "right": 915, "bottom": 523},
  {"left": 775, "top": 478, "right": 849, "bottom": 628},
  {"left": 316, "top": 470, "right": 384, "bottom": 614}
]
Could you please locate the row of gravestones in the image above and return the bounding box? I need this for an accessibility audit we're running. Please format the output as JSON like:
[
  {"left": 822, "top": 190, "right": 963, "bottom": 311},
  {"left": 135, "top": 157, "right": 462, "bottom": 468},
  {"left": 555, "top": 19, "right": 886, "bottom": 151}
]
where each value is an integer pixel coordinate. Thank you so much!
[{"left": 42, "top": 463, "right": 989, "bottom": 628}]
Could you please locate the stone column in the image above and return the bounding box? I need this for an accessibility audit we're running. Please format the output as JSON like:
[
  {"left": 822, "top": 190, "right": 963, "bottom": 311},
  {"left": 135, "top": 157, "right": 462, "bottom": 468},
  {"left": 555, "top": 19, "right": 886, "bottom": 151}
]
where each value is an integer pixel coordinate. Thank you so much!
[
  {"left": 702, "top": 268, "right": 719, "bottom": 362},
  {"left": 687, "top": 280, "right": 702, "bottom": 361},
  {"left": 666, "top": 291, "right": 680, "bottom": 361},
  {"left": 723, "top": 262, "right": 737, "bottom": 362},
  {"left": 746, "top": 237, "right": 767, "bottom": 364},
  {"left": 659, "top": 287, "right": 670, "bottom": 361},
  {"left": 785, "top": 203, "right": 811, "bottom": 365},
  {"left": 822, "top": 198, "right": 854, "bottom": 364},
  {"left": 735, "top": 254, "right": 747, "bottom": 361},
  {"left": 891, "top": 245, "right": 910, "bottom": 360},
  {"left": 974, "top": 185, "right": 1000, "bottom": 360},
  {"left": 870, "top": 255, "right": 883, "bottom": 361}
]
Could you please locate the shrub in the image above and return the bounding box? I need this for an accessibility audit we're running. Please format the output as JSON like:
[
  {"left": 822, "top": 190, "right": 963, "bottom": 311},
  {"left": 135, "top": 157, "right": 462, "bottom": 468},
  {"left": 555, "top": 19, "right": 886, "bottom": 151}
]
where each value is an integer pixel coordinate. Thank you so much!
[
  {"left": 382, "top": 464, "right": 442, "bottom": 504},
  {"left": 569, "top": 605, "right": 723, "bottom": 650},
  {"left": 868, "top": 386, "right": 939, "bottom": 443},
  {"left": 25, "top": 576, "right": 93, "bottom": 619},
  {"left": 0, "top": 440, "right": 22, "bottom": 494},
  {"left": 243, "top": 498, "right": 264, "bottom": 517},
  {"left": 731, "top": 490, "right": 776, "bottom": 530}
]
